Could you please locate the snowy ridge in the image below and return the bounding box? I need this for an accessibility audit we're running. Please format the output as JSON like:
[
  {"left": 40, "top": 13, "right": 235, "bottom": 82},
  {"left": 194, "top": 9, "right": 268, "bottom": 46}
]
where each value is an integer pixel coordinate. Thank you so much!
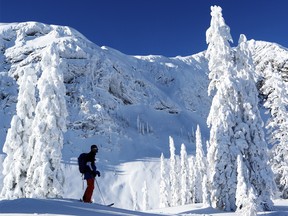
[
  {"left": 247, "top": 40, "right": 288, "bottom": 81},
  {"left": 1, "top": 21, "right": 288, "bottom": 213}
]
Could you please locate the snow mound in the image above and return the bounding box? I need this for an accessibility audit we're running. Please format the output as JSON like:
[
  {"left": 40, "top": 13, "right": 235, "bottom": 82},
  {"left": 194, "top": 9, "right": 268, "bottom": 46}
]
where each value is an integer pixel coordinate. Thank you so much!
[{"left": 0, "top": 198, "right": 161, "bottom": 216}]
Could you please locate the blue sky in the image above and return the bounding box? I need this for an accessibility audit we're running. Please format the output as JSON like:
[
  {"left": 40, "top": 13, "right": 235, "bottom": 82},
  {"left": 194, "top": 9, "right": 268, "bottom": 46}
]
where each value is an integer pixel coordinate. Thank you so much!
[{"left": 0, "top": 0, "right": 287, "bottom": 57}]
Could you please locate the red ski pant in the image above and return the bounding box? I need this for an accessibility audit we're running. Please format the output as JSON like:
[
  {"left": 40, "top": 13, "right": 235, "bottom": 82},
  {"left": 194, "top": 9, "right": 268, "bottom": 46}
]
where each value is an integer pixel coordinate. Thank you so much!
[{"left": 83, "top": 178, "right": 95, "bottom": 203}]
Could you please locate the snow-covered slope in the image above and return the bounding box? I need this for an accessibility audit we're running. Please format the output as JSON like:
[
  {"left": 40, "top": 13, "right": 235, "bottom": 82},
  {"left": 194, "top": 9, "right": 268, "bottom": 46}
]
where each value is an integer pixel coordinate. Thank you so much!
[
  {"left": 0, "top": 22, "right": 288, "bottom": 210},
  {"left": 0, "top": 197, "right": 288, "bottom": 216}
]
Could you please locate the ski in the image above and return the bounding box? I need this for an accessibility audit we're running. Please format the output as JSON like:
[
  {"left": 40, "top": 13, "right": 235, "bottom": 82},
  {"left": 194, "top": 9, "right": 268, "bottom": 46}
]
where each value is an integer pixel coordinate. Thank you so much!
[{"left": 80, "top": 199, "right": 114, "bottom": 207}]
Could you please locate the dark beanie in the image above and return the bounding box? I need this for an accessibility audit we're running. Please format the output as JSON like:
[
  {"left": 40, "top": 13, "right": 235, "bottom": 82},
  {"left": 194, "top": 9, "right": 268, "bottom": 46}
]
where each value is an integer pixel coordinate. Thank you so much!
[{"left": 91, "top": 144, "right": 98, "bottom": 150}]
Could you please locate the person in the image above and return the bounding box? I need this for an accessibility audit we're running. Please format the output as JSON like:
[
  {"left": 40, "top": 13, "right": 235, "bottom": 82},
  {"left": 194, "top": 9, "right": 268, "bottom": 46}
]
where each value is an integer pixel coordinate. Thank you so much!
[{"left": 80, "top": 144, "right": 101, "bottom": 203}]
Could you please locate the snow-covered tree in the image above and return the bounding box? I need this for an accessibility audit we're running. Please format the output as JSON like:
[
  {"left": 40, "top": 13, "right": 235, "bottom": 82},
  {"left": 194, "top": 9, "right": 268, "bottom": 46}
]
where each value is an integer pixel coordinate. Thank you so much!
[
  {"left": 159, "top": 153, "right": 169, "bottom": 208},
  {"left": 25, "top": 44, "right": 68, "bottom": 198},
  {"left": 142, "top": 181, "right": 148, "bottom": 211},
  {"left": 188, "top": 155, "right": 195, "bottom": 204},
  {"left": 1, "top": 116, "right": 25, "bottom": 199},
  {"left": 169, "top": 136, "right": 179, "bottom": 206},
  {"left": 180, "top": 143, "right": 189, "bottom": 205},
  {"left": 235, "top": 155, "right": 257, "bottom": 216},
  {"left": 202, "top": 174, "right": 210, "bottom": 207},
  {"left": 261, "top": 62, "right": 288, "bottom": 199},
  {"left": 1, "top": 68, "right": 37, "bottom": 199},
  {"left": 205, "top": 5, "right": 233, "bottom": 95},
  {"left": 206, "top": 5, "right": 238, "bottom": 211},
  {"left": 131, "top": 187, "right": 139, "bottom": 211},
  {"left": 194, "top": 125, "right": 206, "bottom": 203},
  {"left": 206, "top": 5, "right": 273, "bottom": 211},
  {"left": 235, "top": 34, "right": 274, "bottom": 210},
  {"left": 203, "top": 141, "right": 211, "bottom": 206}
]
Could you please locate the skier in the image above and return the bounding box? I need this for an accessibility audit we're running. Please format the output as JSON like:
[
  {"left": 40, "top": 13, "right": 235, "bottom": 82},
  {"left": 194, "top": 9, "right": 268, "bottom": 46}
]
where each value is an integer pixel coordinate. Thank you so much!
[{"left": 78, "top": 144, "right": 101, "bottom": 203}]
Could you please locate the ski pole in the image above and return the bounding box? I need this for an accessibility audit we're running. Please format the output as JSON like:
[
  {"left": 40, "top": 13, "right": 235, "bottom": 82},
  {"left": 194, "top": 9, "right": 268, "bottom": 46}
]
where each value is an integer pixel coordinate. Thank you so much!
[
  {"left": 95, "top": 178, "right": 106, "bottom": 205},
  {"left": 82, "top": 174, "right": 84, "bottom": 190}
]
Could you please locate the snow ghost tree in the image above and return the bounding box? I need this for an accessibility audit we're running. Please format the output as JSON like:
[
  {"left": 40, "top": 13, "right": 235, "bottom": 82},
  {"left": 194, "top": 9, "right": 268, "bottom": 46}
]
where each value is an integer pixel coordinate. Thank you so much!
[
  {"left": 261, "top": 62, "right": 288, "bottom": 199},
  {"left": 235, "top": 34, "right": 273, "bottom": 211},
  {"left": 180, "top": 143, "right": 189, "bottom": 205},
  {"left": 205, "top": 5, "right": 238, "bottom": 211},
  {"left": 194, "top": 125, "right": 206, "bottom": 203},
  {"left": 188, "top": 155, "right": 196, "bottom": 203},
  {"left": 205, "top": 6, "right": 233, "bottom": 94},
  {"left": 202, "top": 174, "right": 210, "bottom": 207},
  {"left": 159, "top": 153, "right": 169, "bottom": 208},
  {"left": 1, "top": 116, "right": 23, "bottom": 199},
  {"left": 142, "top": 181, "right": 148, "bottom": 211},
  {"left": 25, "top": 44, "right": 68, "bottom": 198},
  {"left": 235, "top": 155, "right": 257, "bottom": 216},
  {"left": 1, "top": 68, "right": 37, "bottom": 199},
  {"left": 169, "top": 136, "right": 180, "bottom": 206},
  {"left": 206, "top": 5, "right": 273, "bottom": 211}
]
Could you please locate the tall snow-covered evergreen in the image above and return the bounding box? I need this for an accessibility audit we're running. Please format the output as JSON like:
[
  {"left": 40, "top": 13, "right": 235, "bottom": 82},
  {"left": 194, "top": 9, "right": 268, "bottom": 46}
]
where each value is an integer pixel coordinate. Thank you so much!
[
  {"left": 142, "top": 181, "right": 148, "bottom": 211},
  {"left": 235, "top": 34, "right": 273, "bottom": 210},
  {"left": 205, "top": 6, "right": 233, "bottom": 95},
  {"left": 193, "top": 125, "right": 206, "bottom": 203},
  {"left": 169, "top": 136, "right": 179, "bottom": 206},
  {"left": 188, "top": 155, "right": 196, "bottom": 204},
  {"left": 205, "top": 5, "right": 238, "bottom": 211},
  {"left": 202, "top": 174, "right": 210, "bottom": 207},
  {"left": 206, "top": 5, "right": 273, "bottom": 211},
  {"left": 180, "top": 143, "right": 189, "bottom": 205},
  {"left": 235, "top": 155, "right": 257, "bottom": 216},
  {"left": 1, "top": 116, "right": 25, "bottom": 199},
  {"left": 25, "top": 44, "right": 68, "bottom": 198},
  {"left": 261, "top": 62, "right": 288, "bottom": 199},
  {"left": 1, "top": 68, "right": 37, "bottom": 199},
  {"left": 159, "top": 153, "right": 169, "bottom": 208}
]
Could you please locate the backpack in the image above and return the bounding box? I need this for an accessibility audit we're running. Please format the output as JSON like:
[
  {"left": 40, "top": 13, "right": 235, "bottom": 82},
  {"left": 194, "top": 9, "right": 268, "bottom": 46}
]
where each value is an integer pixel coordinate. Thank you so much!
[{"left": 78, "top": 153, "right": 87, "bottom": 174}]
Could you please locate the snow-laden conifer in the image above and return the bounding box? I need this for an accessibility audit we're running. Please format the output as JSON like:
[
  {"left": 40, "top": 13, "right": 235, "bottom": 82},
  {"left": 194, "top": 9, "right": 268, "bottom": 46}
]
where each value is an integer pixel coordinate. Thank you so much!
[
  {"left": 194, "top": 125, "right": 206, "bottom": 203},
  {"left": 169, "top": 136, "right": 179, "bottom": 206},
  {"left": 188, "top": 155, "right": 196, "bottom": 203},
  {"left": 1, "top": 68, "right": 37, "bottom": 199},
  {"left": 261, "top": 62, "right": 288, "bottom": 198},
  {"left": 236, "top": 155, "right": 257, "bottom": 216},
  {"left": 203, "top": 141, "right": 211, "bottom": 206},
  {"left": 235, "top": 34, "right": 273, "bottom": 210},
  {"left": 131, "top": 187, "right": 139, "bottom": 211},
  {"left": 205, "top": 5, "right": 233, "bottom": 95},
  {"left": 159, "top": 153, "right": 169, "bottom": 208},
  {"left": 1, "top": 116, "right": 25, "bottom": 199},
  {"left": 180, "top": 143, "right": 189, "bottom": 205},
  {"left": 206, "top": 5, "right": 238, "bottom": 211},
  {"left": 142, "top": 181, "right": 148, "bottom": 211},
  {"left": 25, "top": 44, "right": 68, "bottom": 198},
  {"left": 202, "top": 174, "right": 210, "bottom": 207}
]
